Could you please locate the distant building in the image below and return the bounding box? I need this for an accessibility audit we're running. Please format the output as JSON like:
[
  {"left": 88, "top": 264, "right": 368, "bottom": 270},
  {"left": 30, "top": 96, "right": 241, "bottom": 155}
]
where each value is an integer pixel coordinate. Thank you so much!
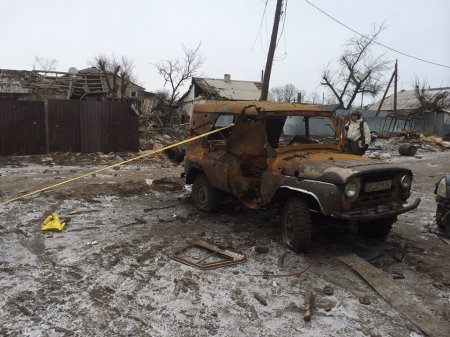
[
  {"left": 369, "top": 87, "right": 450, "bottom": 114},
  {"left": 178, "top": 74, "right": 272, "bottom": 121},
  {"left": 367, "top": 87, "right": 450, "bottom": 135}
]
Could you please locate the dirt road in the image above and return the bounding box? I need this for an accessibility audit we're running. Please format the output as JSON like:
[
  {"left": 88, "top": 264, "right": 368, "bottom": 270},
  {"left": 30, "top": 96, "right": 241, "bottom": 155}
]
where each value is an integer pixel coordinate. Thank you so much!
[{"left": 0, "top": 150, "right": 449, "bottom": 336}]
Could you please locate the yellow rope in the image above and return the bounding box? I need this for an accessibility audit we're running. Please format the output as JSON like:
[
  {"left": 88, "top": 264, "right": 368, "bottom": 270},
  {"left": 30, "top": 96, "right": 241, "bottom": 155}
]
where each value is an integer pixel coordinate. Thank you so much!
[{"left": 0, "top": 124, "right": 235, "bottom": 206}]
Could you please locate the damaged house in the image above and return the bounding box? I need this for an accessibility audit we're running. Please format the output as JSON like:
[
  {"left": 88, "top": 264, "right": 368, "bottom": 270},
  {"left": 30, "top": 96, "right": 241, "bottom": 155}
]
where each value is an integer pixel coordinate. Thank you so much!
[
  {"left": 178, "top": 74, "right": 272, "bottom": 122},
  {"left": 368, "top": 87, "right": 450, "bottom": 136},
  {"left": 0, "top": 67, "right": 146, "bottom": 101}
]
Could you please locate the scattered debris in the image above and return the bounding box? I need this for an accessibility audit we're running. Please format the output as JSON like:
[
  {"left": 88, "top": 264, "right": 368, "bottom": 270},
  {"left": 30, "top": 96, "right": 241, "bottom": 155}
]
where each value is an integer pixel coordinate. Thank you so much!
[
  {"left": 86, "top": 241, "right": 98, "bottom": 246},
  {"left": 358, "top": 295, "right": 371, "bottom": 305},
  {"left": 149, "top": 177, "right": 184, "bottom": 192},
  {"left": 338, "top": 253, "right": 450, "bottom": 337},
  {"left": 132, "top": 217, "right": 147, "bottom": 225},
  {"left": 163, "top": 147, "right": 185, "bottom": 164},
  {"left": 246, "top": 265, "right": 311, "bottom": 278},
  {"left": 170, "top": 239, "right": 246, "bottom": 270},
  {"left": 323, "top": 285, "right": 334, "bottom": 296},
  {"left": 315, "top": 297, "right": 336, "bottom": 312},
  {"left": 398, "top": 144, "right": 418, "bottom": 156},
  {"left": 391, "top": 271, "right": 405, "bottom": 280},
  {"left": 253, "top": 292, "right": 267, "bottom": 306},
  {"left": 303, "top": 287, "right": 314, "bottom": 322},
  {"left": 41, "top": 213, "right": 65, "bottom": 232}
]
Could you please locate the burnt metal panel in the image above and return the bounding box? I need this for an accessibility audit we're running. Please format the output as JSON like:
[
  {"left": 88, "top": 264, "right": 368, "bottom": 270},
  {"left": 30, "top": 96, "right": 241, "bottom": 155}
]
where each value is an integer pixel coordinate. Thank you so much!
[
  {"left": 193, "top": 101, "right": 332, "bottom": 116},
  {"left": 0, "top": 100, "right": 46, "bottom": 155},
  {"left": 48, "top": 99, "right": 81, "bottom": 152},
  {"left": 80, "top": 101, "right": 138, "bottom": 153}
]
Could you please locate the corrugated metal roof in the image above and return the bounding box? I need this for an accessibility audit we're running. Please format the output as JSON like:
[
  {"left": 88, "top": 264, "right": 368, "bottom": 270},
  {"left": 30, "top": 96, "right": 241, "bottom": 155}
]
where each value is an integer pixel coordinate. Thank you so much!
[
  {"left": 369, "top": 88, "right": 450, "bottom": 111},
  {"left": 193, "top": 77, "right": 266, "bottom": 100}
]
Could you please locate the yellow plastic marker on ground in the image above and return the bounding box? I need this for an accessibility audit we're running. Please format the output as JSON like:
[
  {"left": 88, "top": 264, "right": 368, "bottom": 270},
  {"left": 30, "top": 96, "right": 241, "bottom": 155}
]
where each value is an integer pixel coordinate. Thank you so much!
[
  {"left": 41, "top": 213, "right": 65, "bottom": 231},
  {"left": 0, "top": 123, "right": 235, "bottom": 206}
]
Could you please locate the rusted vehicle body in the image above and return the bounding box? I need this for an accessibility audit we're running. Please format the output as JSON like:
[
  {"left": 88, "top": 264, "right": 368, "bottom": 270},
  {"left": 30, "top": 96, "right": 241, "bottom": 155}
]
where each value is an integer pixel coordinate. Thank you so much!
[{"left": 184, "top": 101, "right": 420, "bottom": 252}]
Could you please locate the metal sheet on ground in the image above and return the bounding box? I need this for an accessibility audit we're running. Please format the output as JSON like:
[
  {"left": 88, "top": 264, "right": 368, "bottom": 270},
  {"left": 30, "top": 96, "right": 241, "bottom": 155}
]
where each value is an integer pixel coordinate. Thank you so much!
[{"left": 338, "top": 253, "right": 450, "bottom": 337}]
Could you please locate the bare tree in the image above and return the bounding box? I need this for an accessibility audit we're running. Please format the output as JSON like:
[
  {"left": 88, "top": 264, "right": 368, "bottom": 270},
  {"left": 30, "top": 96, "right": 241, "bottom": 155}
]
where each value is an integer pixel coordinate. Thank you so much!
[
  {"left": 308, "top": 92, "right": 321, "bottom": 104},
  {"left": 413, "top": 78, "right": 449, "bottom": 114},
  {"left": 154, "top": 43, "right": 204, "bottom": 105},
  {"left": 324, "top": 94, "right": 338, "bottom": 105},
  {"left": 154, "top": 90, "right": 170, "bottom": 101},
  {"left": 320, "top": 25, "right": 389, "bottom": 109},
  {"left": 92, "top": 55, "right": 136, "bottom": 99},
  {"left": 270, "top": 83, "right": 299, "bottom": 102},
  {"left": 32, "top": 56, "right": 58, "bottom": 73}
]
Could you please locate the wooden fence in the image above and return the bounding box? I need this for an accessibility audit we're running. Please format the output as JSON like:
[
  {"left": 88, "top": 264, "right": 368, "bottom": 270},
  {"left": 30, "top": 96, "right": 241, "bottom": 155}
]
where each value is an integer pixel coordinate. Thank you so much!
[{"left": 0, "top": 100, "right": 139, "bottom": 155}]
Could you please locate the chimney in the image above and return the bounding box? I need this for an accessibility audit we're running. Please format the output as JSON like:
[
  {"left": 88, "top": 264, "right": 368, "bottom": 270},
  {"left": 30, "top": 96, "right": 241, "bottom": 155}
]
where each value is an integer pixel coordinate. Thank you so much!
[{"left": 224, "top": 74, "right": 231, "bottom": 83}]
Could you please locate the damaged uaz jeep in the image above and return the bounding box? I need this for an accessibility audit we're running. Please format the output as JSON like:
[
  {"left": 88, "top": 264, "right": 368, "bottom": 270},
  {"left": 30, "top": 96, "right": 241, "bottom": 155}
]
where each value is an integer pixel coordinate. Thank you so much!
[{"left": 184, "top": 101, "right": 421, "bottom": 252}]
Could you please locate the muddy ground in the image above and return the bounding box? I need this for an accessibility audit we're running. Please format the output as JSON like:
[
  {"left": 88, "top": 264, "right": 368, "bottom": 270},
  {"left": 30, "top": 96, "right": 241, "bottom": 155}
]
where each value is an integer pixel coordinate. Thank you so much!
[{"left": 0, "top": 146, "right": 449, "bottom": 337}]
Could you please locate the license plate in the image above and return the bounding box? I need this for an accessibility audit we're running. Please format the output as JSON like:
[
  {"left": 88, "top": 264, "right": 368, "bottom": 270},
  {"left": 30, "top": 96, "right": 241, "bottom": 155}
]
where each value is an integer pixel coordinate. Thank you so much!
[{"left": 365, "top": 180, "right": 392, "bottom": 193}]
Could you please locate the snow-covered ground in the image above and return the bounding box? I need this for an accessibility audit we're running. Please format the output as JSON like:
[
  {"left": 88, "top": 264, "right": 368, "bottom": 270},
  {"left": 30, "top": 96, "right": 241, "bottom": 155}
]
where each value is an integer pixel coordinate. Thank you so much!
[{"left": 0, "top": 151, "right": 449, "bottom": 336}]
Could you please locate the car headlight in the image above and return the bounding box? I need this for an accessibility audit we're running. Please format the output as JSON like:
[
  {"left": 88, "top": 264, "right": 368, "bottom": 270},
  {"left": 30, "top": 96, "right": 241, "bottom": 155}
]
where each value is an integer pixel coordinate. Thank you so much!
[
  {"left": 400, "top": 174, "right": 412, "bottom": 190},
  {"left": 436, "top": 178, "right": 448, "bottom": 198},
  {"left": 345, "top": 181, "right": 359, "bottom": 199}
]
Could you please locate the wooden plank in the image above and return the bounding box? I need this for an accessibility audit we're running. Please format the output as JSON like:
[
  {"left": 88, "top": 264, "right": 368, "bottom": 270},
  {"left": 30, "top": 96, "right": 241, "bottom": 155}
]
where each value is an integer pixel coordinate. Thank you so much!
[{"left": 338, "top": 254, "right": 450, "bottom": 337}]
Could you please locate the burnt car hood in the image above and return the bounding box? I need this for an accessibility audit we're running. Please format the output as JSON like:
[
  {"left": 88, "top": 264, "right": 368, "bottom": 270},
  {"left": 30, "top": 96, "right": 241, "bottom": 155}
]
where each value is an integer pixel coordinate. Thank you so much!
[{"left": 278, "top": 152, "right": 409, "bottom": 184}]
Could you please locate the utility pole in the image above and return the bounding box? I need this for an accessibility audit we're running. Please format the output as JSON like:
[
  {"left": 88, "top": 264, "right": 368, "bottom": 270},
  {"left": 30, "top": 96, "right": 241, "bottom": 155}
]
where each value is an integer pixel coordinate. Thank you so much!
[
  {"left": 260, "top": 0, "right": 283, "bottom": 101},
  {"left": 376, "top": 63, "right": 396, "bottom": 117},
  {"left": 394, "top": 59, "right": 398, "bottom": 114}
]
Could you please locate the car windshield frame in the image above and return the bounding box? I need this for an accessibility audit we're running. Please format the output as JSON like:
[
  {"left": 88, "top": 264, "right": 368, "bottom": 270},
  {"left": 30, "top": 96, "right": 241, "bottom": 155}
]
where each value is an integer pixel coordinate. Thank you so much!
[{"left": 266, "top": 115, "right": 339, "bottom": 149}]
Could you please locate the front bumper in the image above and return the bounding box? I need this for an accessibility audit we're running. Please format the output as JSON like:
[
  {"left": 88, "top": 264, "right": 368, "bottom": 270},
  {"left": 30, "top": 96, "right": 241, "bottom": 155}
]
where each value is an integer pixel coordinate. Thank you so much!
[{"left": 333, "top": 198, "right": 421, "bottom": 221}]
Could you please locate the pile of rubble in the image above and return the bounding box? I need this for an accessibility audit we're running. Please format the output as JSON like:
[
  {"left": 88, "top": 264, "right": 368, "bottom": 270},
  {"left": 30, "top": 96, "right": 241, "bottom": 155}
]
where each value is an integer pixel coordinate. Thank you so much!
[{"left": 367, "top": 133, "right": 450, "bottom": 160}]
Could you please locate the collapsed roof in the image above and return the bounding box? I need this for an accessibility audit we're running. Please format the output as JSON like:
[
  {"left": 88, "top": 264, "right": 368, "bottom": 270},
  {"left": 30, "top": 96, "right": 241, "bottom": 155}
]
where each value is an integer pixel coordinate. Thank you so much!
[{"left": 369, "top": 87, "right": 450, "bottom": 113}]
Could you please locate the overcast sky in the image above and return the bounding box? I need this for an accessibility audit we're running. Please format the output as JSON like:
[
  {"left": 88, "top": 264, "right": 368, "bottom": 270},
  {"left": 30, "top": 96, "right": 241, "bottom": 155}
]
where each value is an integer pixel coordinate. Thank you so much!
[{"left": 1, "top": 0, "right": 449, "bottom": 104}]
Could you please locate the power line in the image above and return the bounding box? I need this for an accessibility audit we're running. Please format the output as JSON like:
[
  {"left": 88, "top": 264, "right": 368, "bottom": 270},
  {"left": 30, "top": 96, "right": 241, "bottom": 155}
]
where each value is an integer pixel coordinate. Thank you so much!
[
  {"left": 274, "top": 0, "right": 288, "bottom": 60},
  {"left": 304, "top": 0, "right": 450, "bottom": 69},
  {"left": 251, "top": 0, "right": 269, "bottom": 51},
  {"left": 252, "top": 0, "right": 288, "bottom": 60}
]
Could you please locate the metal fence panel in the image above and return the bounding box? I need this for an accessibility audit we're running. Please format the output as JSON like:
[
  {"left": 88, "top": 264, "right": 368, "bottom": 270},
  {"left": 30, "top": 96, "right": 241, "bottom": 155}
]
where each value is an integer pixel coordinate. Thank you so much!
[
  {"left": 48, "top": 100, "right": 81, "bottom": 152},
  {"left": 0, "top": 100, "right": 46, "bottom": 155},
  {"left": 80, "top": 101, "right": 138, "bottom": 153}
]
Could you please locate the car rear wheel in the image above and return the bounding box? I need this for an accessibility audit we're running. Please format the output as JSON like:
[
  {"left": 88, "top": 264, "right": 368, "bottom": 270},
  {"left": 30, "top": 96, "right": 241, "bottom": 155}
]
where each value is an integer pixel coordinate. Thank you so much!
[
  {"left": 282, "top": 198, "right": 312, "bottom": 253},
  {"left": 192, "top": 174, "right": 220, "bottom": 212},
  {"left": 358, "top": 216, "right": 396, "bottom": 240}
]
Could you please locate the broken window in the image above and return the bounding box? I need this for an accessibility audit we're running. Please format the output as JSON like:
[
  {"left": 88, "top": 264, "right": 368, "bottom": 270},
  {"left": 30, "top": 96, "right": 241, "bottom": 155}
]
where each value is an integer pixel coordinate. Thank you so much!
[
  {"left": 268, "top": 116, "right": 338, "bottom": 148},
  {"left": 207, "top": 114, "right": 235, "bottom": 141}
]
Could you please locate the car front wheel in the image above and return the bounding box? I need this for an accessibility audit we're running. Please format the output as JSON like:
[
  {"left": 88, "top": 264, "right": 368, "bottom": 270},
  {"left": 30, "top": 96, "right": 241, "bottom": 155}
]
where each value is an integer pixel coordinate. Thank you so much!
[{"left": 282, "top": 198, "right": 312, "bottom": 253}]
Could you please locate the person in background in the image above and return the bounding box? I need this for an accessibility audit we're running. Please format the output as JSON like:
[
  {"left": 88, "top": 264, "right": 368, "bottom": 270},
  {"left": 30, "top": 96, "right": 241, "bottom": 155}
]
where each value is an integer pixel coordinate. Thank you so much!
[{"left": 344, "top": 110, "right": 371, "bottom": 155}]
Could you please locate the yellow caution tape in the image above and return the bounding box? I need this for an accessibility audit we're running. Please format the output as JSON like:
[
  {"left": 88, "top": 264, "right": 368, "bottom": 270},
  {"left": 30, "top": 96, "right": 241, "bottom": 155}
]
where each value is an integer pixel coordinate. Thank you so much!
[{"left": 0, "top": 123, "right": 235, "bottom": 206}]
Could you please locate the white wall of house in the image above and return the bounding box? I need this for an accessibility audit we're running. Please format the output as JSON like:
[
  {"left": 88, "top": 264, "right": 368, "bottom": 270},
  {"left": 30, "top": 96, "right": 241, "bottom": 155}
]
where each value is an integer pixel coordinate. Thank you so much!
[{"left": 179, "top": 86, "right": 198, "bottom": 119}]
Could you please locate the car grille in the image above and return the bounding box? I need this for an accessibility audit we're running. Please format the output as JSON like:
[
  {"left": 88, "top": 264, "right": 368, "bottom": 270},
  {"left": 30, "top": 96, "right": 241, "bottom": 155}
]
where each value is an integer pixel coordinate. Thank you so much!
[{"left": 359, "top": 173, "right": 396, "bottom": 204}]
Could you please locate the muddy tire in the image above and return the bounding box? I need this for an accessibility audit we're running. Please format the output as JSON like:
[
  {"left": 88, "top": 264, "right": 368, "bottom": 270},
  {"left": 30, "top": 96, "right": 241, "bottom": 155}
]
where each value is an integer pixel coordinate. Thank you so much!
[
  {"left": 192, "top": 174, "right": 220, "bottom": 212},
  {"left": 282, "top": 198, "right": 312, "bottom": 253},
  {"left": 358, "top": 217, "right": 396, "bottom": 240},
  {"left": 436, "top": 205, "right": 445, "bottom": 230}
]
